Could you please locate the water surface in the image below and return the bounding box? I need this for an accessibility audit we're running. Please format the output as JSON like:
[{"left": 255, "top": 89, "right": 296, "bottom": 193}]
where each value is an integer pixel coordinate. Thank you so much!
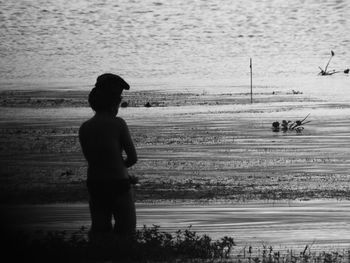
[
  {"left": 3, "top": 200, "right": 350, "bottom": 251},
  {"left": 0, "top": 0, "right": 349, "bottom": 95}
]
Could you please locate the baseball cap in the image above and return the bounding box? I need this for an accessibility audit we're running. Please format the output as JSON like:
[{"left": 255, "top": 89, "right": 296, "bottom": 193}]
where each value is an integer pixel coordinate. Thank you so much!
[{"left": 95, "top": 73, "right": 130, "bottom": 94}]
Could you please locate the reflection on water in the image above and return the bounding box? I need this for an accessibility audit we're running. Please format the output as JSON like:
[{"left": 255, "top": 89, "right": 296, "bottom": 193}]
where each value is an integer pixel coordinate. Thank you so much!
[{"left": 0, "top": 0, "right": 349, "bottom": 93}]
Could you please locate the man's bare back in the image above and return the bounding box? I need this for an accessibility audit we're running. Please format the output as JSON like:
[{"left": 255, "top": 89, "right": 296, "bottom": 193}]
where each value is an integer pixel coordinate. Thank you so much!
[{"left": 79, "top": 113, "right": 137, "bottom": 182}]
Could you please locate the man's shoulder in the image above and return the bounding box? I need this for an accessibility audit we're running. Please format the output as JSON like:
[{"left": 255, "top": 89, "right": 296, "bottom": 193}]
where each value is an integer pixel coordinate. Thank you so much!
[
  {"left": 79, "top": 119, "right": 92, "bottom": 136},
  {"left": 79, "top": 118, "right": 92, "bottom": 129},
  {"left": 79, "top": 116, "right": 127, "bottom": 131}
]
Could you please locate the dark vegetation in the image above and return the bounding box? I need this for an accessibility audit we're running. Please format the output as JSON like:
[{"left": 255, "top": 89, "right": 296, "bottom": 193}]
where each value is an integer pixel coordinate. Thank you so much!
[
  {"left": 272, "top": 114, "right": 311, "bottom": 133},
  {"left": 3, "top": 225, "right": 235, "bottom": 262}
]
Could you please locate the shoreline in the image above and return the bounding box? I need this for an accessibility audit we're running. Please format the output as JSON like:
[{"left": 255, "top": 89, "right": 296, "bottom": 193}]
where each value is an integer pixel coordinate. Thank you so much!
[{"left": 0, "top": 87, "right": 322, "bottom": 108}]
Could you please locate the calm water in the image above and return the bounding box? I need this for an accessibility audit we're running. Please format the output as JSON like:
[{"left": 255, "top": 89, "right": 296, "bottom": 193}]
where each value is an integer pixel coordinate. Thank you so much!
[{"left": 0, "top": 0, "right": 349, "bottom": 96}]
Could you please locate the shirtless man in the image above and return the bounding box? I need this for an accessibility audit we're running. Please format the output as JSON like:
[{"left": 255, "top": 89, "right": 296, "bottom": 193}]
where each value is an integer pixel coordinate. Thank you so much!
[{"left": 79, "top": 73, "right": 137, "bottom": 240}]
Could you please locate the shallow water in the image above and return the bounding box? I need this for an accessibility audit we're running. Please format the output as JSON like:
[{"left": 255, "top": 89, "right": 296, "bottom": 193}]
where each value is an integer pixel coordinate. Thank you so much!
[
  {"left": 0, "top": 0, "right": 349, "bottom": 98},
  {"left": 2, "top": 200, "right": 350, "bottom": 250},
  {"left": 0, "top": 97, "right": 349, "bottom": 201}
]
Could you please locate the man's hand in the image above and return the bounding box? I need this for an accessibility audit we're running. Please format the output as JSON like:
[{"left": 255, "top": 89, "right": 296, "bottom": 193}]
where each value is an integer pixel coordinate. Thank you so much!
[{"left": 129, "top": 175, "right": 139, "bottom": 185}]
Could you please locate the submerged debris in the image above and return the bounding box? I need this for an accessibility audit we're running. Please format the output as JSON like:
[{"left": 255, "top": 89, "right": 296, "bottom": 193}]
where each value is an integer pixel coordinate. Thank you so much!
[{"left": 272, "top": 114, "right": 311, "bottom": 133}]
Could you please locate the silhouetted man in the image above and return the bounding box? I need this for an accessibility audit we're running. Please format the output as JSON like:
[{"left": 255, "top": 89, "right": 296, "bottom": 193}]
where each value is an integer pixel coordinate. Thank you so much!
[{"left": 79, "top": 73, "right": 137, "bottom": 242}]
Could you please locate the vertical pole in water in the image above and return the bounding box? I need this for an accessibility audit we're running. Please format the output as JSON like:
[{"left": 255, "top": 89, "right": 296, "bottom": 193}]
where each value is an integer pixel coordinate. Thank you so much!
[{"left": 250, "top": 58, "right": 253, "bottom": 104}]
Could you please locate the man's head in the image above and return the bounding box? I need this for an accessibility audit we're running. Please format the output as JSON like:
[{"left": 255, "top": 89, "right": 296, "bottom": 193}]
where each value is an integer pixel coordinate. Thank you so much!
[
  {"left": 95, "top": 73, "right": 130, "bottom": 92},
  {"left": 88, "top": 73, "right": 129, "bottom": 113}
]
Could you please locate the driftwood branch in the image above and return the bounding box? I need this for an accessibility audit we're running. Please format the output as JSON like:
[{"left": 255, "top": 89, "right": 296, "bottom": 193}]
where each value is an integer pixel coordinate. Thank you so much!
[
  {"left": 318, "top": 50, "right": 349, "bottom": 75},
  {"left": 324, "top": 50, "right": 334, "bottom": 73}
]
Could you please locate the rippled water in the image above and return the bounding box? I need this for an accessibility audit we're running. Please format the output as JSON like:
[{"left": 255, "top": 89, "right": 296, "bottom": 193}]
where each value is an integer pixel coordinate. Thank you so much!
[
  {"left": 0, "top": 0, "right": 349, "bottom": 95},
  {"left": 3, "top": 200, "right": 350, "bottom": 249}
]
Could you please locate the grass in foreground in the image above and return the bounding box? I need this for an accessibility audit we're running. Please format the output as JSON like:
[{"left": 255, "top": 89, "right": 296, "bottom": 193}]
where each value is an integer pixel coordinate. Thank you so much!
[
  {"left": 3, "top": 225, "right": 234, "bottom": 262},
  {"left": 2, "top": 226, "right": 350, "bottom": 263}
]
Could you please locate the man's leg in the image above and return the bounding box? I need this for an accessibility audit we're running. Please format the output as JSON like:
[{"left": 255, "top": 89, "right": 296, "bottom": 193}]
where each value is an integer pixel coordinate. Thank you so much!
[
  {"left": 88, "top": 196, "right": 114, "bottom": 243},
  {"left": 112, "top": 189, "right": 136, "bottom": 239}
]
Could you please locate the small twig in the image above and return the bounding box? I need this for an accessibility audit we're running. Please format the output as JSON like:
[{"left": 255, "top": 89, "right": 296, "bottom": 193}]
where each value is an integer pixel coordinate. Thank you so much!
[
  {"left": 302, "top": 245, "right": 309, "bottom": 255},
  {"left": 289, "top": 123, "right": 298, "bottom": 130},
  {"left": 318, "top": 51, "right": 346, "bottom": 75},
  {"left": 300, "top": 113, "right": 310, "bottom": 123},
  {"left": 328, "top": 70, "right": 340, "bottom": 75},
  {"left": 301, "top": 120, "right": 311, "bottom": 125},
  {"left": 324, "top": 50, "right": 334, "bottom": 73},
  {"left": 318, "top": 67, "right": 325, "bottom": 75}
]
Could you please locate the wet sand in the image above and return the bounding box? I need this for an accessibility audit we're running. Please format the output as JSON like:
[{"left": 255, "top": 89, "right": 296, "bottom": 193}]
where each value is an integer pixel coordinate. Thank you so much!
[{"left": 2, "top": 200, "right": 350, "bottom": 251}]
